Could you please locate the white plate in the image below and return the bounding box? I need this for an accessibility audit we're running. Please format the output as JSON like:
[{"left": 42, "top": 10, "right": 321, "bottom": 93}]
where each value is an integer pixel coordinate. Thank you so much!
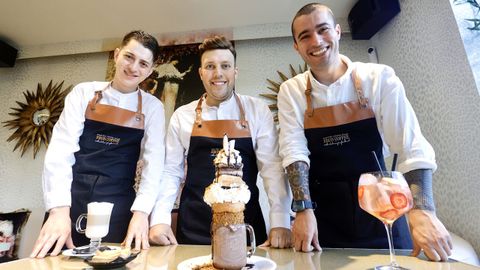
[
  {"left": 62, "top": 245, "right": 120, "bottom": 258},
  {"left": 177, "top": 255, "right": 276, "bottom": 270}
]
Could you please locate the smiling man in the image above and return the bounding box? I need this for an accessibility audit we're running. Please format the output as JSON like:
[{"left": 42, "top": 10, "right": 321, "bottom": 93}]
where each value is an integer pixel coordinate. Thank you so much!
[
  {"left": 31, "top": 30, "right": 165, "bottom": 258},
  {"left": 277, "top": 3, "right": 453, "bottom": 261},
  {"left": 148, "top": 36, "right": 292, "bottom": 248}
]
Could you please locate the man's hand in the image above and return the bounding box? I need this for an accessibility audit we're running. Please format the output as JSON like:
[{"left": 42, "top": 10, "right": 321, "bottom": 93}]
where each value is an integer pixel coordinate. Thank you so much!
[
  {"left": 30, "top": 206, "right": 74, "bottom": 258},
  {"left": 149, "top": 224, "right": 177, "bottom": 246},
  {"left": 292, "top": 210, "right": 321, "bottom": 252},
  {"left": 408, "top": 209, "right": 452, "bottom": 261},
  {"left": 122, "top": 211, "right": 150, "bottom": 250},
  {"left": 261, "top": 227, "right": 292, "bottom": 249}
]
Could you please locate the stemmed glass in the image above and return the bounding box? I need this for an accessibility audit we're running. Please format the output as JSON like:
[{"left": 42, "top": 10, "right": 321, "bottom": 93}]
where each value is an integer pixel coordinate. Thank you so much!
[{"left": 358, "top": 171, "right": 413, "bottom": 270}]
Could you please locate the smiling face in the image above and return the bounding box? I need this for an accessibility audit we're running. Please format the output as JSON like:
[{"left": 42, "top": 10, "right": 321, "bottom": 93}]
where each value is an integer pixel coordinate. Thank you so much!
[
  {"left": 112, "top": 39, "right": 154, "bottom": 93},
  {"left": 292, "top": 6, "right": 342, "bottom": 72},
  {"left": 199, "top": 49, "right": 238, "bottom": 107}
]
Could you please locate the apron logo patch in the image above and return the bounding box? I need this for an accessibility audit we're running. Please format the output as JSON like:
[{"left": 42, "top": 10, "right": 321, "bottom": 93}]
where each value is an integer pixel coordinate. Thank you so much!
[
  {"left": 95, "top": 134, "right": 121, "bottom": 145},
  {"left": 323, "top": 133, "right": 350, "bottom": 146}
]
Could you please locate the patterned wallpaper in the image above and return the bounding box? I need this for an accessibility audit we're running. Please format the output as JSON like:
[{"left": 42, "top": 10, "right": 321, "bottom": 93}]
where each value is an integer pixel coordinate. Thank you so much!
[{"left": 372, "top": 0, "right": 480, "bottom": 254}]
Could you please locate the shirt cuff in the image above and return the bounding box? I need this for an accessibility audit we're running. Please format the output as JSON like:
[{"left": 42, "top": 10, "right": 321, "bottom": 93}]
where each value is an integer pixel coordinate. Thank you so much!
[
  {"left": 130, "top": 194, "right": 156, "bottom": 214},
  {"left": 269, "top": 212, "right": 291, "bottom": 229},
  {"left": 149, "top": 210, "right": 172, "bottom": 227},
  {"left": 281, "top": 155, "right": 310, "bottom": 169},
  {"left": 44, "top": 191, "right": 71, "bottom": 211}
]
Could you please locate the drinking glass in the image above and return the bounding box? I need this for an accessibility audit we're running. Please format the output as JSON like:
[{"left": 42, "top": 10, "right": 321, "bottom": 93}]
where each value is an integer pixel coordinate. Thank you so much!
[
  {"left": 75, "top": 202, "right": 113, "bottom": 253},
  {"left": 358, "top": 171, "right": 413, "bottom": 270}
]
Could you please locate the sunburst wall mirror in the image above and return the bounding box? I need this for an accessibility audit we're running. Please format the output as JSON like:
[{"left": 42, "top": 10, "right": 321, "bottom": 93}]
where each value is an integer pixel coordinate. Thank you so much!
[
  {"left": 2, "top": 81, "right": 72, "bottom": 158},
  {"left": 261, "top": 63, "right": 308, "bottom": 122}
]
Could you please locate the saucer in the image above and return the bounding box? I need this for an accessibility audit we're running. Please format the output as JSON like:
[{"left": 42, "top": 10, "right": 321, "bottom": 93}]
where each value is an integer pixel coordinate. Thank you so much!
[
  {"left": 62, "top": 245, "right": 120, "bottom": 258},
  {"left": 177, "top": 255, "right": 276, "bottom": 270},
  {"left": 84, "top": 252, "right": 139, "bottom": 269}
]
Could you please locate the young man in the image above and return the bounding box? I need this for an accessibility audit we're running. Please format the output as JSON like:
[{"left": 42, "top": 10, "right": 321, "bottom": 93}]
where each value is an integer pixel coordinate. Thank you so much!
[
  {"left": 277, "top": 3, "right": 452, "bottom": 261},
  {"left": 148, "top": 36, "right": 292, "bottom": 248},
  {"left": 31, "top": 30, "right": 165, "bottom": 258}
]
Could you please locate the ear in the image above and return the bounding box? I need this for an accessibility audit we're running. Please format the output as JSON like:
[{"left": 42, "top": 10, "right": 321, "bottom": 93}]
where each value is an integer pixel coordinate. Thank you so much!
[
  {"left": 234, "top": 66, "right": 238, "bottom": 79},
  {"left": 113, "top": 47, "right": 121, "bottom": 62},
  {"left": 335, "top": 24, "right": 342, "bottom": 40},
  {"left": 293, "top": 42, "right": 299, "bottom": 53},
  {"left": 198, "top": 67, "right": 203, "bottom": 81}
]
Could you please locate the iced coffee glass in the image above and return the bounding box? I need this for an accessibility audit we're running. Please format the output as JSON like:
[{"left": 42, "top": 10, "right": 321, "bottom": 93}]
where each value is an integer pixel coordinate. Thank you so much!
[
  {"left": 212, "top": 223, "right": 255, "bottom": 270},
  {"left": 75, "top": 202, "right": 114, "bottom": 252}
]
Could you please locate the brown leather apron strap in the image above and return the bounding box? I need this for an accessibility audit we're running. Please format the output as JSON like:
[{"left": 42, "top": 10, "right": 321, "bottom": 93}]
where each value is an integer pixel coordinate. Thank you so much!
[
  {"left": 351, "top": 69, "right": 368, "bottom": 107},
  {"left": 135, "top": 90, "right": 143, "bottom": 121},
  {"left": 305, "top": 77, "right": 314, "bottom": 117},
  {"left": 194, "top": 94, "right": 206, "bottom": 127},
  {"left": 89, "top": 91, "right": 103, "bottom": 111},
  {"left": 195, "top": 93, "right": 247, "bottom": 128},
  {"left": 233, "top": 92, "right": 247, "bottom": 128}
]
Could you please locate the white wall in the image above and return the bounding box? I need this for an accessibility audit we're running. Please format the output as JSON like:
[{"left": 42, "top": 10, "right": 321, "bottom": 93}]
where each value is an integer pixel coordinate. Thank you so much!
[{"left": 372, "top": 0, "right": 480, "bottom": 254}]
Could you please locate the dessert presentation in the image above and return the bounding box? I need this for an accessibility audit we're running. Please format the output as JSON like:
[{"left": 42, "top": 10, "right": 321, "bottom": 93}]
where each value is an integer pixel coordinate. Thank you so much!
[{"left": 202, "top": 134, "right": 253, "bottom": 270}]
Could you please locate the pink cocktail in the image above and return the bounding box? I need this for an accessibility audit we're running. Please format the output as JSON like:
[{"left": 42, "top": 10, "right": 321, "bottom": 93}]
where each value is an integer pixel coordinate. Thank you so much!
[{"left": 358, "top": 171, "right": 413, "bottom": 270}]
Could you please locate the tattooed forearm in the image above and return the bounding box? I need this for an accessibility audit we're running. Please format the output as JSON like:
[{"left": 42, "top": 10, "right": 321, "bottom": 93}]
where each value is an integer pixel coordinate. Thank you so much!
[{"left": 286, "top": 161, "right": 311, "bottom": 201}]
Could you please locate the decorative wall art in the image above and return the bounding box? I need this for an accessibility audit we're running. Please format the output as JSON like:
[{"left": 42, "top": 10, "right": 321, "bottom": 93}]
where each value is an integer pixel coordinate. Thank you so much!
[
  {"left": 261, "top": 63, "right": 308, "bottom": 122},
  {"left": 2, "top": 81, "right": 72, "bottom": 158}
]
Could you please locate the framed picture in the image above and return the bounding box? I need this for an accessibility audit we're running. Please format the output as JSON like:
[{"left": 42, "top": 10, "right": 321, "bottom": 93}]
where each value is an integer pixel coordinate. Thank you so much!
[{"left": 106, "top": 43, "right": 207, "bottom": 125}]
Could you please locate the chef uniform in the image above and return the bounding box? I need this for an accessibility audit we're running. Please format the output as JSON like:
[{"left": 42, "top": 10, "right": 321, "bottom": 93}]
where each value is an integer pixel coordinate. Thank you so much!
[
  {"left": 150, "top": 93, "right": 291, "bottom": 244},
  {"left": 278, "top": 55, "right": 437, "bottom": 248},
  {"left": 43, "top": 81, "right": 165, "bottom": 246}
]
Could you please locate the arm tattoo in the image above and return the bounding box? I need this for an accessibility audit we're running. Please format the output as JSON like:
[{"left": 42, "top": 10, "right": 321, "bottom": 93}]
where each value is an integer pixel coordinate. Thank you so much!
[{"left": 286, "top": 161, "right": 311, "bottom": 201}]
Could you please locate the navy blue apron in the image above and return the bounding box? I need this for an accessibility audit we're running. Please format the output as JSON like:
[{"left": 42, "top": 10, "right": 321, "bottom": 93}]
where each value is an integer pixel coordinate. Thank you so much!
[
  {"left": 304, "top": 70, "right": 412, "bottom": 249},
  {"left": 69, "top": 86, "right": 145, "bottom": 246},
  {"left": 176, "top": 93, "right": 267, "bottom": 245}
]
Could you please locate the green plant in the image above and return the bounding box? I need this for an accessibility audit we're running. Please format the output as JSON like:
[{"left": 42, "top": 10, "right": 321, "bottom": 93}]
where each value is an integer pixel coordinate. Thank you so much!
[{"left": 454, "top": 0, "right": 480, "bottom": 30}]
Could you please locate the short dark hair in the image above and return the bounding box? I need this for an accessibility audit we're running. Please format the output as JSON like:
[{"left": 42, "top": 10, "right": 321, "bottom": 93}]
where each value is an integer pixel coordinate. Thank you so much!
[
  {"left": 291, "top": 3, "right": 336, "bottom": 43},
  {"left": 198, "top": 36, "right": 236, "bottom": 63},
  {"left": 121, "top": 30, "right": 160, "bottom": 65}
]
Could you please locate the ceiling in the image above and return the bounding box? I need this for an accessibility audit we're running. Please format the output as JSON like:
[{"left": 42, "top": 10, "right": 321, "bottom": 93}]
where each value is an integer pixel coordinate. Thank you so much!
[{"left": 0, "top": 0, "right": 357, "bottom": 57}]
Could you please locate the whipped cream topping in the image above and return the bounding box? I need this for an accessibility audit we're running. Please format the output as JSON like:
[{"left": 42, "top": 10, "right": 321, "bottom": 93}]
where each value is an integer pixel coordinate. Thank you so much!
[{"left": 204, "top": 181, "right": 251, "bottom": 205}]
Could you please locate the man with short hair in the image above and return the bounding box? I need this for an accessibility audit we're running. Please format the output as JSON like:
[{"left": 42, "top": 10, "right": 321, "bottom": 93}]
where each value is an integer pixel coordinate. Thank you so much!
[
  {"left": 149, "top": 36, "right": 292, "bottom": 248},
  {"left": 278, "top": 3, "right": 452, "bottom": 261}
]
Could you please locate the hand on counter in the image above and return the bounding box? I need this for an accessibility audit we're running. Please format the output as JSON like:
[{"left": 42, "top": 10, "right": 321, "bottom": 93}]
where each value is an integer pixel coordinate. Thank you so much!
[
  {"left": 122, "top": 211, "right": 150, "bottom": 250},
  {"left": 260, "top": 227, "right": 293, "bottom": 249},
  {"left": 30, "top": 206, "right": 74, "bottom": 258},
  {"left": 149, "top": 223, "right": 177, "bottom": 245},
  {"left": 408, "top": 209, "right": 453, "bottom": 262},
  {"left": 292, "top": 209, "right": 322, "bottom": 252}
]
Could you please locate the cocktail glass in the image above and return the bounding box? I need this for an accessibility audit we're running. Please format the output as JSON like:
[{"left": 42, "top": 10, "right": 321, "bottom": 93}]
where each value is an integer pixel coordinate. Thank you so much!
[{"left": 358, "top": 171, "right": 413, "bottom": 270}]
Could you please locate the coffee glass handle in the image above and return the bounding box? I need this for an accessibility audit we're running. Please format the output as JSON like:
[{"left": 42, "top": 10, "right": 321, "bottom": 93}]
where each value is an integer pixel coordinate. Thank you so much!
[
  {"left": 75, "top": 213, "right": 87, "bottom": 234},
  {"left": 245, "top": 224, "right": 256, "bottom": 258}
]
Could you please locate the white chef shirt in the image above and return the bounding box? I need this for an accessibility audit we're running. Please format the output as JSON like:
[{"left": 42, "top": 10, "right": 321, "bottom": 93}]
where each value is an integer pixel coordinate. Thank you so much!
[
  {"left": 42, "top": 81, "right": 165, "bottom": 214},
  {"left": 278, "top": 55, "right": 437, "bottom": 173},
  {"left": 150, "top": 93, "right": 291, "bottom": 229}
]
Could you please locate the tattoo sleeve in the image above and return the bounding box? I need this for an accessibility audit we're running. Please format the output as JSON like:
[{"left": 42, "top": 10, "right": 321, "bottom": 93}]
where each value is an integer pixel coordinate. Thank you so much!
[
  {"left": 404, "top": 169, "right": 436, "bottom": 212},
  {"left": 286, "top": 161, "right": 311, "bottom": 201}
]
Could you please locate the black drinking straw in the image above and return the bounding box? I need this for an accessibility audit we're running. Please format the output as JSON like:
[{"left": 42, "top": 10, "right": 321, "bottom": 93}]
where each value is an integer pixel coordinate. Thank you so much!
[
  {"left": 391, "top": 153, "right": 398, "bottom": 171},
  {"left": 371, "top": 151, "right": 385, "bottom": 176}
]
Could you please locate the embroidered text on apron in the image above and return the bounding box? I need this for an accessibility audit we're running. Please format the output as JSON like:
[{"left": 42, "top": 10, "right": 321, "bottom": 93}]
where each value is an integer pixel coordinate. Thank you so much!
[
  {"left": 304, "top": 70, "right": 412, "bottom": 248},
  {"left": 69, "top": 86, "right": 145, "bottom": 246},
  {"left": 176, "top": 93, "right": 267, "bottom": 245}
]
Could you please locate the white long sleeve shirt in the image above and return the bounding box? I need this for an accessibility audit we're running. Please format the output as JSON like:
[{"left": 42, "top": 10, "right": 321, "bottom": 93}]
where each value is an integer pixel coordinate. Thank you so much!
[
  {"left": 42, "top": 81, "right": 165, "bottom": 214},
  {"left": 278, "top": 55, "right": 437, "bottom": 173},
  {"left": 150, "top": 94, "right": 291, "bottom": 229}
]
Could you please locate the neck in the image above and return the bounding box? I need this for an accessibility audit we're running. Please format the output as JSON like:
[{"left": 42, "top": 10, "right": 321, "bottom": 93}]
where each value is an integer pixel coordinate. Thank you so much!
[
  {"left": 111, "top": 80, "right": 137, "bottom": 93},
  {"left": 205, "top": 92, "right": 233, "bottom": 107},
  {"left": 310, "top": 56, "right": 347, "bottom": 86}
]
